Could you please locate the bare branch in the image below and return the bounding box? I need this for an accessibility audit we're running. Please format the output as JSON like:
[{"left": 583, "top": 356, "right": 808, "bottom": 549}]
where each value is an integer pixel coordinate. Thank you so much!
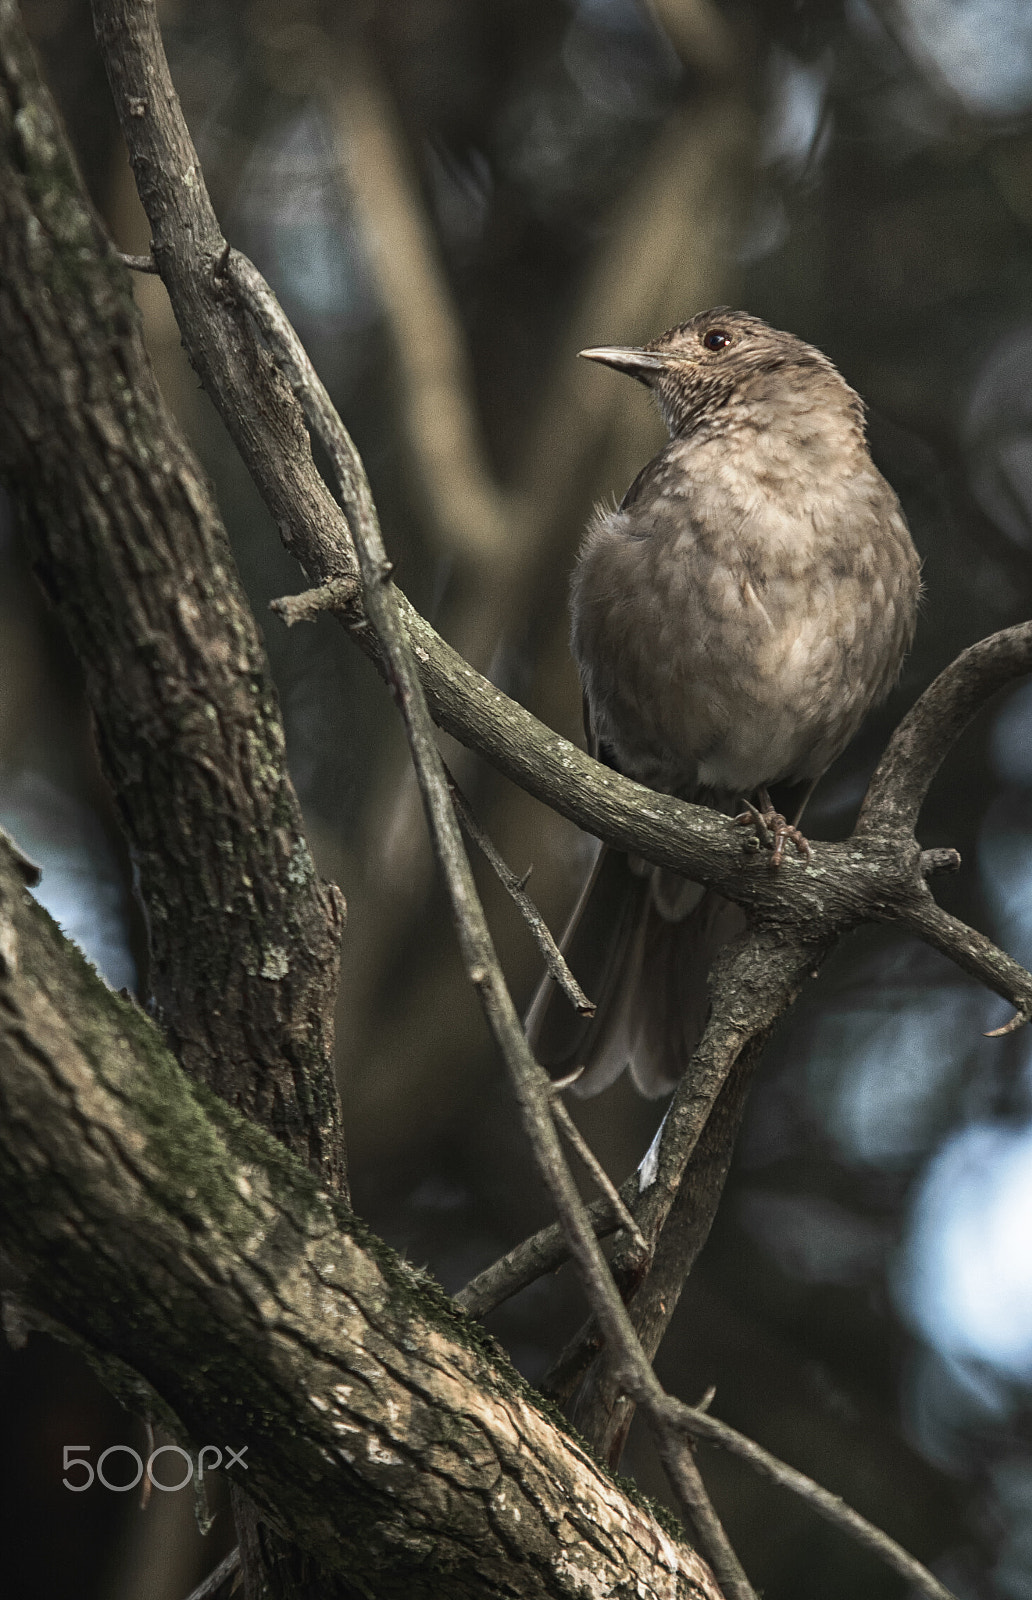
[
  {"left": 117, "top": 248, "right": 158, "bottom": 272},
  {"left": 454, "top": 1191, "right": 628, "bottom": 1320},
  {"left": 446, "top": 767, "right": 594, "bottom": 1018},
  {"left": 341, "top": 591, "right": 1032, "bottom": 1047},
  {"left": 0, "top": 828, "right": 720, "bottom": 1600},
  {"left": 270, "top": 577, "right": 360, "bottom": 627},
  {"left": 549, "top": 1093, "right": 648, "bottom": 1261},
  {"left": 660, "top": 1398, "right": 959, "bottom": 1600},
  {"left": 181, "top": 1549, "right": 241, "bottom": 1600},
  {"left": 858, "top": 621, "right": 1032, "bottom": 836},
  {"left": 896, "top": 889, "right": 1032, "bottom": 1031},
  {"left": 338, "top": 585, "right": 752, "bottom": 878},
  {"left": 229, "top": 225, "right": 753, "bottom": 1600}
]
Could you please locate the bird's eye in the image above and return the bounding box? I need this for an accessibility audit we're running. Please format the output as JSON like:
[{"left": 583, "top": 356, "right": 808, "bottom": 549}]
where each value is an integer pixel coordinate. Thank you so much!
[{"left": 703, "top": 329, "right": 731, "bottom": 351}]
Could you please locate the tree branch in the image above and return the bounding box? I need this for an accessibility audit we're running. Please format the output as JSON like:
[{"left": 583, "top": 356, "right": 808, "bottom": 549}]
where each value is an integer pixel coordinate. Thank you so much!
[
  {"left": 896, "top": 890, "right": 1032, "bottom": 1032},
  {"left": 223, "top": 194, "right": 753, "bottom": 1600},
  {"left": 659, "top": 1398, "right": 958, "bottom": 1600},
  {"left": 348, "top": 595, "right": 1032, "bottom": 1032},
  {"left": 549, "top": 1091, "right": 648, "bottom": 1260},
  {"left": 858, "top": 621, "right": 1032, "bottom": 836},
  {"left": 446, "top": 768, "right": 594, "bottom": 1018},
  {"left": 19, "top": 5, "right": 1023, "bottom": 1595},
  {"left": 0, "top": 829, "right": 721, "bottom": 1600},
  {"left": 454, "top": 1192, "right": 629, "bottom": 1320},
  {"left": 0, "top": 0, "right": 346, "bottom": 1194}
]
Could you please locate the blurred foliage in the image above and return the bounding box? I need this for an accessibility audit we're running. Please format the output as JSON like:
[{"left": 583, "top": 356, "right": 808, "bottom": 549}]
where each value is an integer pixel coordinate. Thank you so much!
[{"left": 4, "top": 1, "right": 1032, "bottom": 1596}]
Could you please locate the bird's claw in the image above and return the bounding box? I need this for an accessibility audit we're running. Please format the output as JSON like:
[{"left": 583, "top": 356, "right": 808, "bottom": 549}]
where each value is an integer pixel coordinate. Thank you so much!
[
  {"left": 735, "top": 801, "right": 811, "bottom": 869},
  {"left": 768, "top": 816, "right": 811, "bottom": 868},
  {"left": 734, "top": 798, "right": 772, "bottom": 848}
]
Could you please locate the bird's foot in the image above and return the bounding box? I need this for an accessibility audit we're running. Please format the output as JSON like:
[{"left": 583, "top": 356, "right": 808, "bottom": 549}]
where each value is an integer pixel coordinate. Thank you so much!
[{"left": 734, "top": 798, "right": 811, "bottom": 869}]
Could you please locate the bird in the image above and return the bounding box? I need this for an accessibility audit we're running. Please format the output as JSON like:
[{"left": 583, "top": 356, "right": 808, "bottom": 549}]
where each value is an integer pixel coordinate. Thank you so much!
[{"left": 526, "top": 308, "right": 922, "bottom": 1098}]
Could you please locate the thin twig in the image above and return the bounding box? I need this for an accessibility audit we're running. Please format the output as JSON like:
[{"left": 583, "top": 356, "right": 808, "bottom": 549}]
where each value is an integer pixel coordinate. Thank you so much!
[
  {"left": 659, "top": 1398, "right": 959, "bottom": 1600},
  {"left": 445, "top": 765, "right": 594, "bottom": 1018},
  {"left": 117, "top": 249, "right": 159, "bottom": 272},
  {"left": 454, "top": 1189, "right": 628, "bottom": 1319},
  {"left": 896, "top": 889, "right": 1032, "bottom": 1034},
  {"left": 549, "top": 1092, "right": 648, "bottom": 1260},
  {"left": 181, "top": 1547, "right": 241, "bottom": 1600},
  {"left": 858, "top": 621, "right": 1032, "bottom": 837},
  {"left": 270, "top": 577, "right": 359, "bottom": 627}
]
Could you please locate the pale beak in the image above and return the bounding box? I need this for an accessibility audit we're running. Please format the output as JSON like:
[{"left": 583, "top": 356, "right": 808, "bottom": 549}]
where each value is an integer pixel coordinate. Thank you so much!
[{"left": 578, "top": 346, "right": 669, "bottom": 382}]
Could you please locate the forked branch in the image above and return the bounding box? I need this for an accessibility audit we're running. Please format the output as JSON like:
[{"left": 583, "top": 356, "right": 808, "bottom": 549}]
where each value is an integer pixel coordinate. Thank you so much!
[{"left": 59, "top": 5, "right": 1032, "bottom": 1598}]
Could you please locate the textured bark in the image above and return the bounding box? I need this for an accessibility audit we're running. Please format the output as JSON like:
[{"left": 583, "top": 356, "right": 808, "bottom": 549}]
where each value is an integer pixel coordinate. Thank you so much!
[
  {"left": 0, "top": 0, "right": 346, "bottom": 1195},
  {"left": 0, "top": 3, "right": 1026, "bottom": 1595},
  {"left": 0, "top": 834, "right": 720, "bottom": 1600}
]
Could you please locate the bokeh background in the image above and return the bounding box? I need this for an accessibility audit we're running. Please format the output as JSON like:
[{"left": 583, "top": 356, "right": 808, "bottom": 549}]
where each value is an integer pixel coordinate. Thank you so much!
[{"left": 3, "top": 1, "right": 1032, "bottom": 1596}]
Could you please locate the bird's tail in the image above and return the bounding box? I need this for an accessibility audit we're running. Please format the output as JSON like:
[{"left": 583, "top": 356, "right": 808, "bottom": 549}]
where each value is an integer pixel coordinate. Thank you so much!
[{"left": 525, "top": 847, "right": 745, "bottom": 1098}]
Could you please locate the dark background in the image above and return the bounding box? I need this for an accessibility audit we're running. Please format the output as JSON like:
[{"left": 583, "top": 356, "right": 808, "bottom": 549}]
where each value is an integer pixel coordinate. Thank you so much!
[{"left": 3, "top": 1, "right": 1032, "bottom": 1596}]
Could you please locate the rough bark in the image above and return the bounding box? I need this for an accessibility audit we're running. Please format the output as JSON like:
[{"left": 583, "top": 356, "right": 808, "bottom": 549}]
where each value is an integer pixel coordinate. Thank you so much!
[
  {"left": 0, "top": 832, "right": 720, "bottom": 1600},
  {"left": 0, "top": 0, "right": 346, "bottom": 1195},
  {"left": 0, "top": 2, "right": 1028, "bottom": 1596}
]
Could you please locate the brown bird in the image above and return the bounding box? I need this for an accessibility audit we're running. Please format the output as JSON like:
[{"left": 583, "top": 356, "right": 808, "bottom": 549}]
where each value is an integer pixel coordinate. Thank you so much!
[{"left": 527, "top": 308, "right": 921, "bottom": 1098}]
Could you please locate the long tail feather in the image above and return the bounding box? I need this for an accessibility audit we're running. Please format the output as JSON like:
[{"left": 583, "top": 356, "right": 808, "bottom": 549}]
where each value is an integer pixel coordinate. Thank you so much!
[{"left": 525, "top": 849, "right": 745, "bottom": 1098}]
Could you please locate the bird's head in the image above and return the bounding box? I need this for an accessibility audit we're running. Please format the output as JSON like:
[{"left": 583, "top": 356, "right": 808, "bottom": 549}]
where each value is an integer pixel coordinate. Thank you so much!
[{"left": 580, "top": 308, "right": 861, "bottom": 439}]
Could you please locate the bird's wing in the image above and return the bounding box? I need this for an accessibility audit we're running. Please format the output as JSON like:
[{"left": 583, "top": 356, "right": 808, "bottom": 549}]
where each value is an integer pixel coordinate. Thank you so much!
[{"left": 618, "top": 452, "right": 668, "bottom": 511}]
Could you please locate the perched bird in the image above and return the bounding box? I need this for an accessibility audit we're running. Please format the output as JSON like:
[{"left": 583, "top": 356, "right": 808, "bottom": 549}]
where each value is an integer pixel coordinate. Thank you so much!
[{"left": 527, "top": 308, "right": 921, "bottom": 1098}]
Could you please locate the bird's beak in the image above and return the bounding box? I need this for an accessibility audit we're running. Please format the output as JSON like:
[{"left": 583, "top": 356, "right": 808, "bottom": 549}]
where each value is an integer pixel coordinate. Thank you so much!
[{"left": 578, "top": 346, "right": 669, "bottom": 382}]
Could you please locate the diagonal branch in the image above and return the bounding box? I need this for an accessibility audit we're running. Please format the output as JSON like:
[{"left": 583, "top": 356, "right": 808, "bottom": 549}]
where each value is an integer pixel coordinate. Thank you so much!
[
  {"left": 446, "top": 767, "right": 594, "bottom": 1017},
  {"left": 88, "top": 8, "right": 753, "bottom": 1586},
  {"left": 0, "top": 827, "right": 721, "bottom": 1600},
  {"left": 659, "top": 1398, "right": 958, "bottom": 1600},
  {"left": 549, "top": 1091, "right": 648, "bottom": 1260},
  {"left": 895, "top": 890, "right": 1032, "bottom": 1031},
  {"left": 857, "top": 621, "right": 1032, "bottom": 836},
  {"left": 82, "top": 6, "right": 1030, "bottom": 1596},
  {"left": 222, "top": 236, "right": 754, "bottom": 1600},
  {"left": 454, "top": 1189, "right": 630, "bottom": 1319}
]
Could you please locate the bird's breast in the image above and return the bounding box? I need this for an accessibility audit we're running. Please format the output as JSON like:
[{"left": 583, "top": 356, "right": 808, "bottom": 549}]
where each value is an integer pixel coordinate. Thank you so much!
[{"left": 570, "top": 469, "right": 919, "bottom": 797}]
